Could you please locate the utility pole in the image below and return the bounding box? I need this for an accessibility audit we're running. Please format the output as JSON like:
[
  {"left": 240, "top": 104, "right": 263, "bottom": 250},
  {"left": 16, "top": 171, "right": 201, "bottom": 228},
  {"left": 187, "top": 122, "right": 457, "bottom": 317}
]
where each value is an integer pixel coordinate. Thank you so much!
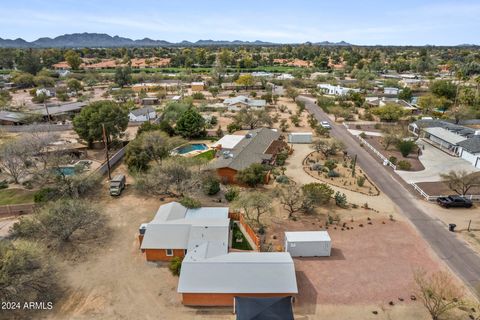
[
  {"left": 44, "top": 103, "right": 51, "bottom": 123},
  {"left": 102, "top": 123, "right": 112, "bottom": 180}
]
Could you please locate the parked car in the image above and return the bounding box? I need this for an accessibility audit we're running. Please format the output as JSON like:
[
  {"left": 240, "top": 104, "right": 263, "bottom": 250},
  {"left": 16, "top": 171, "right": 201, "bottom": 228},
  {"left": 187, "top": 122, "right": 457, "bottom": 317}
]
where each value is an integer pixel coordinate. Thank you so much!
[
  {"left": 109, "top": 175, "right": 126, "bottom": 196},
  {"left": 320, "top": 121, "right": 331, "bottom": 129},
  {"left": 437, "top": 195, "right": 473, "bottom": 208}
]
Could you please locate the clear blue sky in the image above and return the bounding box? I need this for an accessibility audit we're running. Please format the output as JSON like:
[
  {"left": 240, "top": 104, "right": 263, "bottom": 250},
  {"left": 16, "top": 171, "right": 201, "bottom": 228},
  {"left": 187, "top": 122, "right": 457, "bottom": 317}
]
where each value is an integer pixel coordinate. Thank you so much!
[{"left": 2, "top": 0, "right": 480, "bottom": 45}]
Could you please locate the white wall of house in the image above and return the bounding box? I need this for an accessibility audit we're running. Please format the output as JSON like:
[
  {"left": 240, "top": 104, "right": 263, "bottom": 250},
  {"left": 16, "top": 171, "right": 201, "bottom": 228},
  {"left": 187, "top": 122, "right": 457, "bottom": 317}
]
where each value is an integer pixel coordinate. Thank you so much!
[
  {"left": 129, "top": 111, "right": 156, "bottom": 122},
  {"left": 460, "top": 148, "right": 480, "bottom": 168}
]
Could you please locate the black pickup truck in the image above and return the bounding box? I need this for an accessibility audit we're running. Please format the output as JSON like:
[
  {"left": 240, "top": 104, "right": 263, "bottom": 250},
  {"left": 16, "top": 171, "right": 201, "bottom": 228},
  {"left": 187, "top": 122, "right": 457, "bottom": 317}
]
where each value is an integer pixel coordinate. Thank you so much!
[{"left": 437, "top": 195, "right": 473, "bottom": 208}]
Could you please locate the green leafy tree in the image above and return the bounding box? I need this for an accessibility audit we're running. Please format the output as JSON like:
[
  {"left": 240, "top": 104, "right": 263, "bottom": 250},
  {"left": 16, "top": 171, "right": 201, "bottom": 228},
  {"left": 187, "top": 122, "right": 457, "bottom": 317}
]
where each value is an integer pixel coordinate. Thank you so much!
[
  {"left": 430, "top": 80, "right": 457, "bottom": 100},
  {"left": 64, "top": 50, "right": 82, "bottom": 70},
  {"left": 73, "top": 100, "right": 128, "bottom": 147},
  {"left": 16, "top": 49, "right": 42, "bottom": 75},
  {"left": 398, "top": 87, "right": 413, "bottom": 101},
  {"left": 175, "top": 108, "right": 205, "bottom": 138},
  {"left": 236, "top": 163, "right": 268, "bottom": 187},
  {"left": 233, "top": 190, "right": 272, "bottom": 226},
  {"left": 302, "top": 182, "right": 334, "bottom": 212},
  {"left": 371, "top": 103, "right": 406, "bottom": 122},
  {"left": 114, "top": 66, "right": 132, "bottom": 87},
  {"left": 67, "top": 78, "right": 83, "bottom": 94},
  {"left": 396, "top": 140, "right": 416, "bottom": 157}
]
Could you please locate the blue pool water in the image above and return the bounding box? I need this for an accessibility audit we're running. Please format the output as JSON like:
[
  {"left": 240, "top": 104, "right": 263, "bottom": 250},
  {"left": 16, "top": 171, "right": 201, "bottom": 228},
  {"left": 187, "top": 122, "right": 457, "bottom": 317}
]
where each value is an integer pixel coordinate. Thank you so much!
[
  {"left": 57, "top": 166, "right": 76, "bottom": 176},
  {"left": 175, "top": 143, "right": 208, "bottom": 155}
]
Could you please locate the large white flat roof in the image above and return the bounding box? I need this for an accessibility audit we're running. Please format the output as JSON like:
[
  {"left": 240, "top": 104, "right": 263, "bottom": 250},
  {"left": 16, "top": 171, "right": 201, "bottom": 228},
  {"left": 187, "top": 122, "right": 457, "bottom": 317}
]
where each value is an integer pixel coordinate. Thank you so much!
[
  {"left": 178, "top": 249, "right": 298, "bottom": 294},
  {"left": 424, "top": 127, "right": 468, "bottom": 145},
  {"left": 212, "top": 135, "right": 245, "bottom": 149},
  {"left": 285, "top": 231, "right": 331, "bottom": 242}
]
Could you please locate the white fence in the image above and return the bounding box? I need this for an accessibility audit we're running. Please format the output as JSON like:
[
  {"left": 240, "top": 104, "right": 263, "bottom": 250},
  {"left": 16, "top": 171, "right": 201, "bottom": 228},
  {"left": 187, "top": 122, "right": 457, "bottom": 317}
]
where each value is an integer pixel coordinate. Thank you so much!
[
  {"left": 356, "top": 135, "right": 397, "bottom": 170},
  {"left": 411, "top": 183, "right": 480, "bottom": 202}
]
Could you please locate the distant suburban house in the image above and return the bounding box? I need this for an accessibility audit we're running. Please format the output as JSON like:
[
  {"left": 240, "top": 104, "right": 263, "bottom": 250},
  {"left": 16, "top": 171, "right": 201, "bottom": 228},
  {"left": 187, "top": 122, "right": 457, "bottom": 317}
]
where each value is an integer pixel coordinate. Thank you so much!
[
  {"left": 366, "top": 97, "right": 417, "bottom": 113},
  {"left": 223, "top": 95, "right": 266, "bottom": 111},
  {"left": 317, "top": 84, "right": 360, "bottom": 96},
  {"left": 0, "top": 111, "right": 27, "bottom": 125},
  {"left": 128, "top": 106, "right": 156, "bottom": 122},
  {"left": 252, "top": 71, "right": 274, "bottom": 78},
  {"left": 141, "top": 97, "right": 159, "bottom": 105},
  {"left": 131, "top": 83, "right": 163, "bottom": 92},
  {"left": 191, "top": 82, "right": 205, "bottom": 91},
  {"left": 221, "top": 82, "right": 263, "bottom": 90},
  {"left": 276, "top": 73, "right": 295, "bottom": 80},
  {"left": 36, "top": 87, "right": 56, "bottom": 97},
  {"left": 210, "top": 128, "right": 286, "bottom": 184},
  {"left": 34, "top": 102, "right": 87, "bottom": 120},
  {"left": 140, "top": 202, "right": 298, "bottom": 307},
  {"left": 383, "top": 87, "right": 400, "bottom": 96},
  {"left": 409, "top": 119, "right": 480, "bottom": 168}
]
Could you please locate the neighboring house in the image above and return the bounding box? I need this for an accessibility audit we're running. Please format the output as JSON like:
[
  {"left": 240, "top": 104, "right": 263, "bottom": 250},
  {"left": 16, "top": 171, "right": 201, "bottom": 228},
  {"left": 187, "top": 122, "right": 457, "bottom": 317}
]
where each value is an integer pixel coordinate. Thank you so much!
[
  {"left": 383, "top": 87, "right": 399, "bottom": 96},
  {"left": 140, "top": 202, "right": 298, "bottom": 307},
  {"left": 223, "top": 95, "right": 266, "bottom": 111},
  {"left": 191, "top": 82, "right": 205, "bottom": 91},
  {"left": 409, "top": 119, "right": 480, "bottom": 168},
  {"left": 317, "top": 84, "right": 360, "bottom": 96},
  {"left": 210, "top": 128, "right": 286, "bottom": 184},
  {"left": 0, "top": 111, "right": 27, "bottom": 125},
  {"left": 36, "top": 87, "right": 56, "bottom": 97},
  {"left": 34, "top": 102, "right": 87, "bottom": 120},
  {"left": 366, "top": 97, "right": 417, "bottom": 113},
  {"left": 252, "top": 71, "right": 273, "bottom": 78},
  {"left": 139, "top": 202, "right": 230, "bottom": 261},
  {"left": 132, "top": 83, "right": 163, "bottom": 92},
  {"left": 221, "top": 82, "right": 263, "bottom": 90},
  {"left": 141, "top": 97, "right": 159, "bottom": 105},
  {"left": 276, "top": 73, "right": 294, "bottom": 80},
  {"left": 128, "top": 106, "right": 156, "bottom": 122}
]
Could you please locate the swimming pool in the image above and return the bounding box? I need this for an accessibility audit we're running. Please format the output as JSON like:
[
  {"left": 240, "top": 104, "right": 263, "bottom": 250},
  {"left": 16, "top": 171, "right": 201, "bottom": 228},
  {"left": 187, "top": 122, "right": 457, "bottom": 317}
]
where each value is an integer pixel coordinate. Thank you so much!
[
  {"left": 174, "top": 143, "right": 209, "bottom": 155},
  {"left": 56, "top": 166, "right": 76, "bottom": 176}
]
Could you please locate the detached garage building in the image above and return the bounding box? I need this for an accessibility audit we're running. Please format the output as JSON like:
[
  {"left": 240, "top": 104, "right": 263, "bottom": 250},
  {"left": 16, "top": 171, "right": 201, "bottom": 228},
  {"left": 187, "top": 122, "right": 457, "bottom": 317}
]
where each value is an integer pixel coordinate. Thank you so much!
[
  {"left": 287, "top": 132, "right": 312, "bottom": 144},
  {"left": 285, "top": 231, "right": 331, "bottom": 257}
]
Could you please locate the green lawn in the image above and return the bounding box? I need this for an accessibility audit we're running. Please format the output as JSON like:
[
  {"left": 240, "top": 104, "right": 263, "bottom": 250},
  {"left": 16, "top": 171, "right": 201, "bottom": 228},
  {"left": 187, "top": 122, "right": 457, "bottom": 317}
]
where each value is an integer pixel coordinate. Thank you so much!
[
  {"left": 194, "top": 149, "right": 216, "bottom": 161},
  {"left": 231, "top": 223, "right": 253, "bottom": 251},
  {"left": 0, "top": 188, "right": 35, "bottom": 205}
]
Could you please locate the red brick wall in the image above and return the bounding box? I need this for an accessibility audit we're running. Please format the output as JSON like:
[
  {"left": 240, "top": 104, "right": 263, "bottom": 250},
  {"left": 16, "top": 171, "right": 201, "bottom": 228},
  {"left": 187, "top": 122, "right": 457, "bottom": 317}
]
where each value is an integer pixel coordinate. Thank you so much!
[
  {"left": 182, "top": 292, "right": 295, "bottom": 306},
  {"left": 239, "top": 214, "right": 260, "bottom": 250},
  {"left": 144, "top": 249, "right": 185, "bottom": 262}
]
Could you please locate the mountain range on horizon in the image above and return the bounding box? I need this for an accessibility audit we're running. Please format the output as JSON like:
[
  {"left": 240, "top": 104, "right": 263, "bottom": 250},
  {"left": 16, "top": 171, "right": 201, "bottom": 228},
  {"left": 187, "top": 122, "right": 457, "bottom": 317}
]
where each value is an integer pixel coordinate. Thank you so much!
[{"left": 0, "top": 32, "right": 354, "bottom": 48}]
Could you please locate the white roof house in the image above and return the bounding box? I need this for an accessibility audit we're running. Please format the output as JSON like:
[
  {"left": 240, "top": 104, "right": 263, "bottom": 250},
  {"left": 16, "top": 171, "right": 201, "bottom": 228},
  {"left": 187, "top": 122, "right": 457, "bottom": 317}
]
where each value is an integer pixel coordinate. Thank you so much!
[
  {"left": 223, "top": 96, "right": 267, "bottom": 111},
  {"left": 140, "top": 202, "right": 230, "bottom": 255},
  {"left": 317, "top": 84, "right": 359, "bottom": 96},
  {"left": 178, "top": 243, "right": 298, "bottom": 294},
  {"left": 212, "top": 135, "right": 245, "bottom": 150}
]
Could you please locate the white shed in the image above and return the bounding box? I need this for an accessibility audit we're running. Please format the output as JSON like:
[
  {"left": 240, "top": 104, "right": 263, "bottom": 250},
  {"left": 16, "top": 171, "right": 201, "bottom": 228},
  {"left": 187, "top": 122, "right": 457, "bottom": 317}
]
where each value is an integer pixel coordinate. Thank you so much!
[
  {"left": 284, "top": 231, "right": 331, "bottom": 257},
  {"left": 287, "top": 132, "right": 312, "bottom": 144}
]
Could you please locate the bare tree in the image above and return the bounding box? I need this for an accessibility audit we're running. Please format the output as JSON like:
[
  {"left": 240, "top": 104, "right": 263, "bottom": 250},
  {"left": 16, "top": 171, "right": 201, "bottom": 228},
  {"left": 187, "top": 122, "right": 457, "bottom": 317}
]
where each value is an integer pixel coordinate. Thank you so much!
[
  {"left": 313, "top": 138, "right": 345, "bottom": 159},
  {"left": 0, "top": 138, "right": 31, "bottom": 183},
  {"left": 274, "top": 185, "right": 304, "bottom": 218},
  {"left": 233, "top": 191, "right": 272, "bottom": 227},
  {"left": 414, "top": 269, "right": 465, "bottom": 320},
  {"left": 440, "top": 170, "right": 480, "bottom": 195},
  {"left": 11, "top": 199, "right": 104, "bottom": 243}
]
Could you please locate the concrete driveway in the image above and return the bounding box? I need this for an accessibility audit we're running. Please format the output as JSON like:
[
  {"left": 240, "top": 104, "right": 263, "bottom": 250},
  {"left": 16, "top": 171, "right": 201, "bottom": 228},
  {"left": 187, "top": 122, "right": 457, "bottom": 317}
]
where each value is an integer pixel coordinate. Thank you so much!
[{"left": 396, "top": 139, "right": 480, "bottom": 183}]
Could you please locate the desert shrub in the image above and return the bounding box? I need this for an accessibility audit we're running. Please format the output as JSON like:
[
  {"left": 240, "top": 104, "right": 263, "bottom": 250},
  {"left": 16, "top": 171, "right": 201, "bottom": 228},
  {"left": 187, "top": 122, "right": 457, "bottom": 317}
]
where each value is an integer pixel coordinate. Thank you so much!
[
  {"left": 310, "top": 163, "right": 323, "bottom": 171},
  {"left": 355, "top": 124, "right": 361, "bottom": 129},
  {"left": 276, "top": 151, "right": 289, "bottom": 166},
  {"left": 359, "top": 132, "right": 367, "bottom": 139},
  {"left": 202, "top": 176, "right": 220, "bottom": 195},
  {"left": 388, "top": 156, "right": 398, "bottom": 165},
  {"left": 397, "top": 140, "right": 416, "bottom": 157},
  {"left": 169, "top": 257, "right": 183, "bottom": 276},
  {"left": 356, "top": 176, "right": 366, "bottom": 187},
  {"left": 374, "top": 123, "right": 382, "bottom": 130},
  {"left": 324, "top": 159, "right": 337, "bottom": 171},
  {"left": 334, "top": 191, "right": 348, "bottom": 208},
  {"left": 0, "top": 180, "right": 8, "bottom": 189},
  {"left": 397, "top": 160, "right": 412, "bottom": 171},
  {"left": 191, "top": 92, "right": 205, "bottom": 100},
  {"left": 275, "top": 175, "right": 289, "bottom": 184},
  {"left": 328, "top": 170, "right": 340, "bottom": 178},
  {"left": 225, "top": 187, "right": 239, "bottom": 202},
  {"left": 34, "top": 187, "right": 58, "bottom": 203},
  {"left": 179, "top": 196, "right": 201, "bottom": 208}
]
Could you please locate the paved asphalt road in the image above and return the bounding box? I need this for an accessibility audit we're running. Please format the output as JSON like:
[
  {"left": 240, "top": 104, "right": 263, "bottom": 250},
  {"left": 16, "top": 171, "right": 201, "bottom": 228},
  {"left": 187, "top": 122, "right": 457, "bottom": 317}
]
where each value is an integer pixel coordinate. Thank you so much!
[{"left": 299, "top": 95, "right": 480, "bottom": 293}]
